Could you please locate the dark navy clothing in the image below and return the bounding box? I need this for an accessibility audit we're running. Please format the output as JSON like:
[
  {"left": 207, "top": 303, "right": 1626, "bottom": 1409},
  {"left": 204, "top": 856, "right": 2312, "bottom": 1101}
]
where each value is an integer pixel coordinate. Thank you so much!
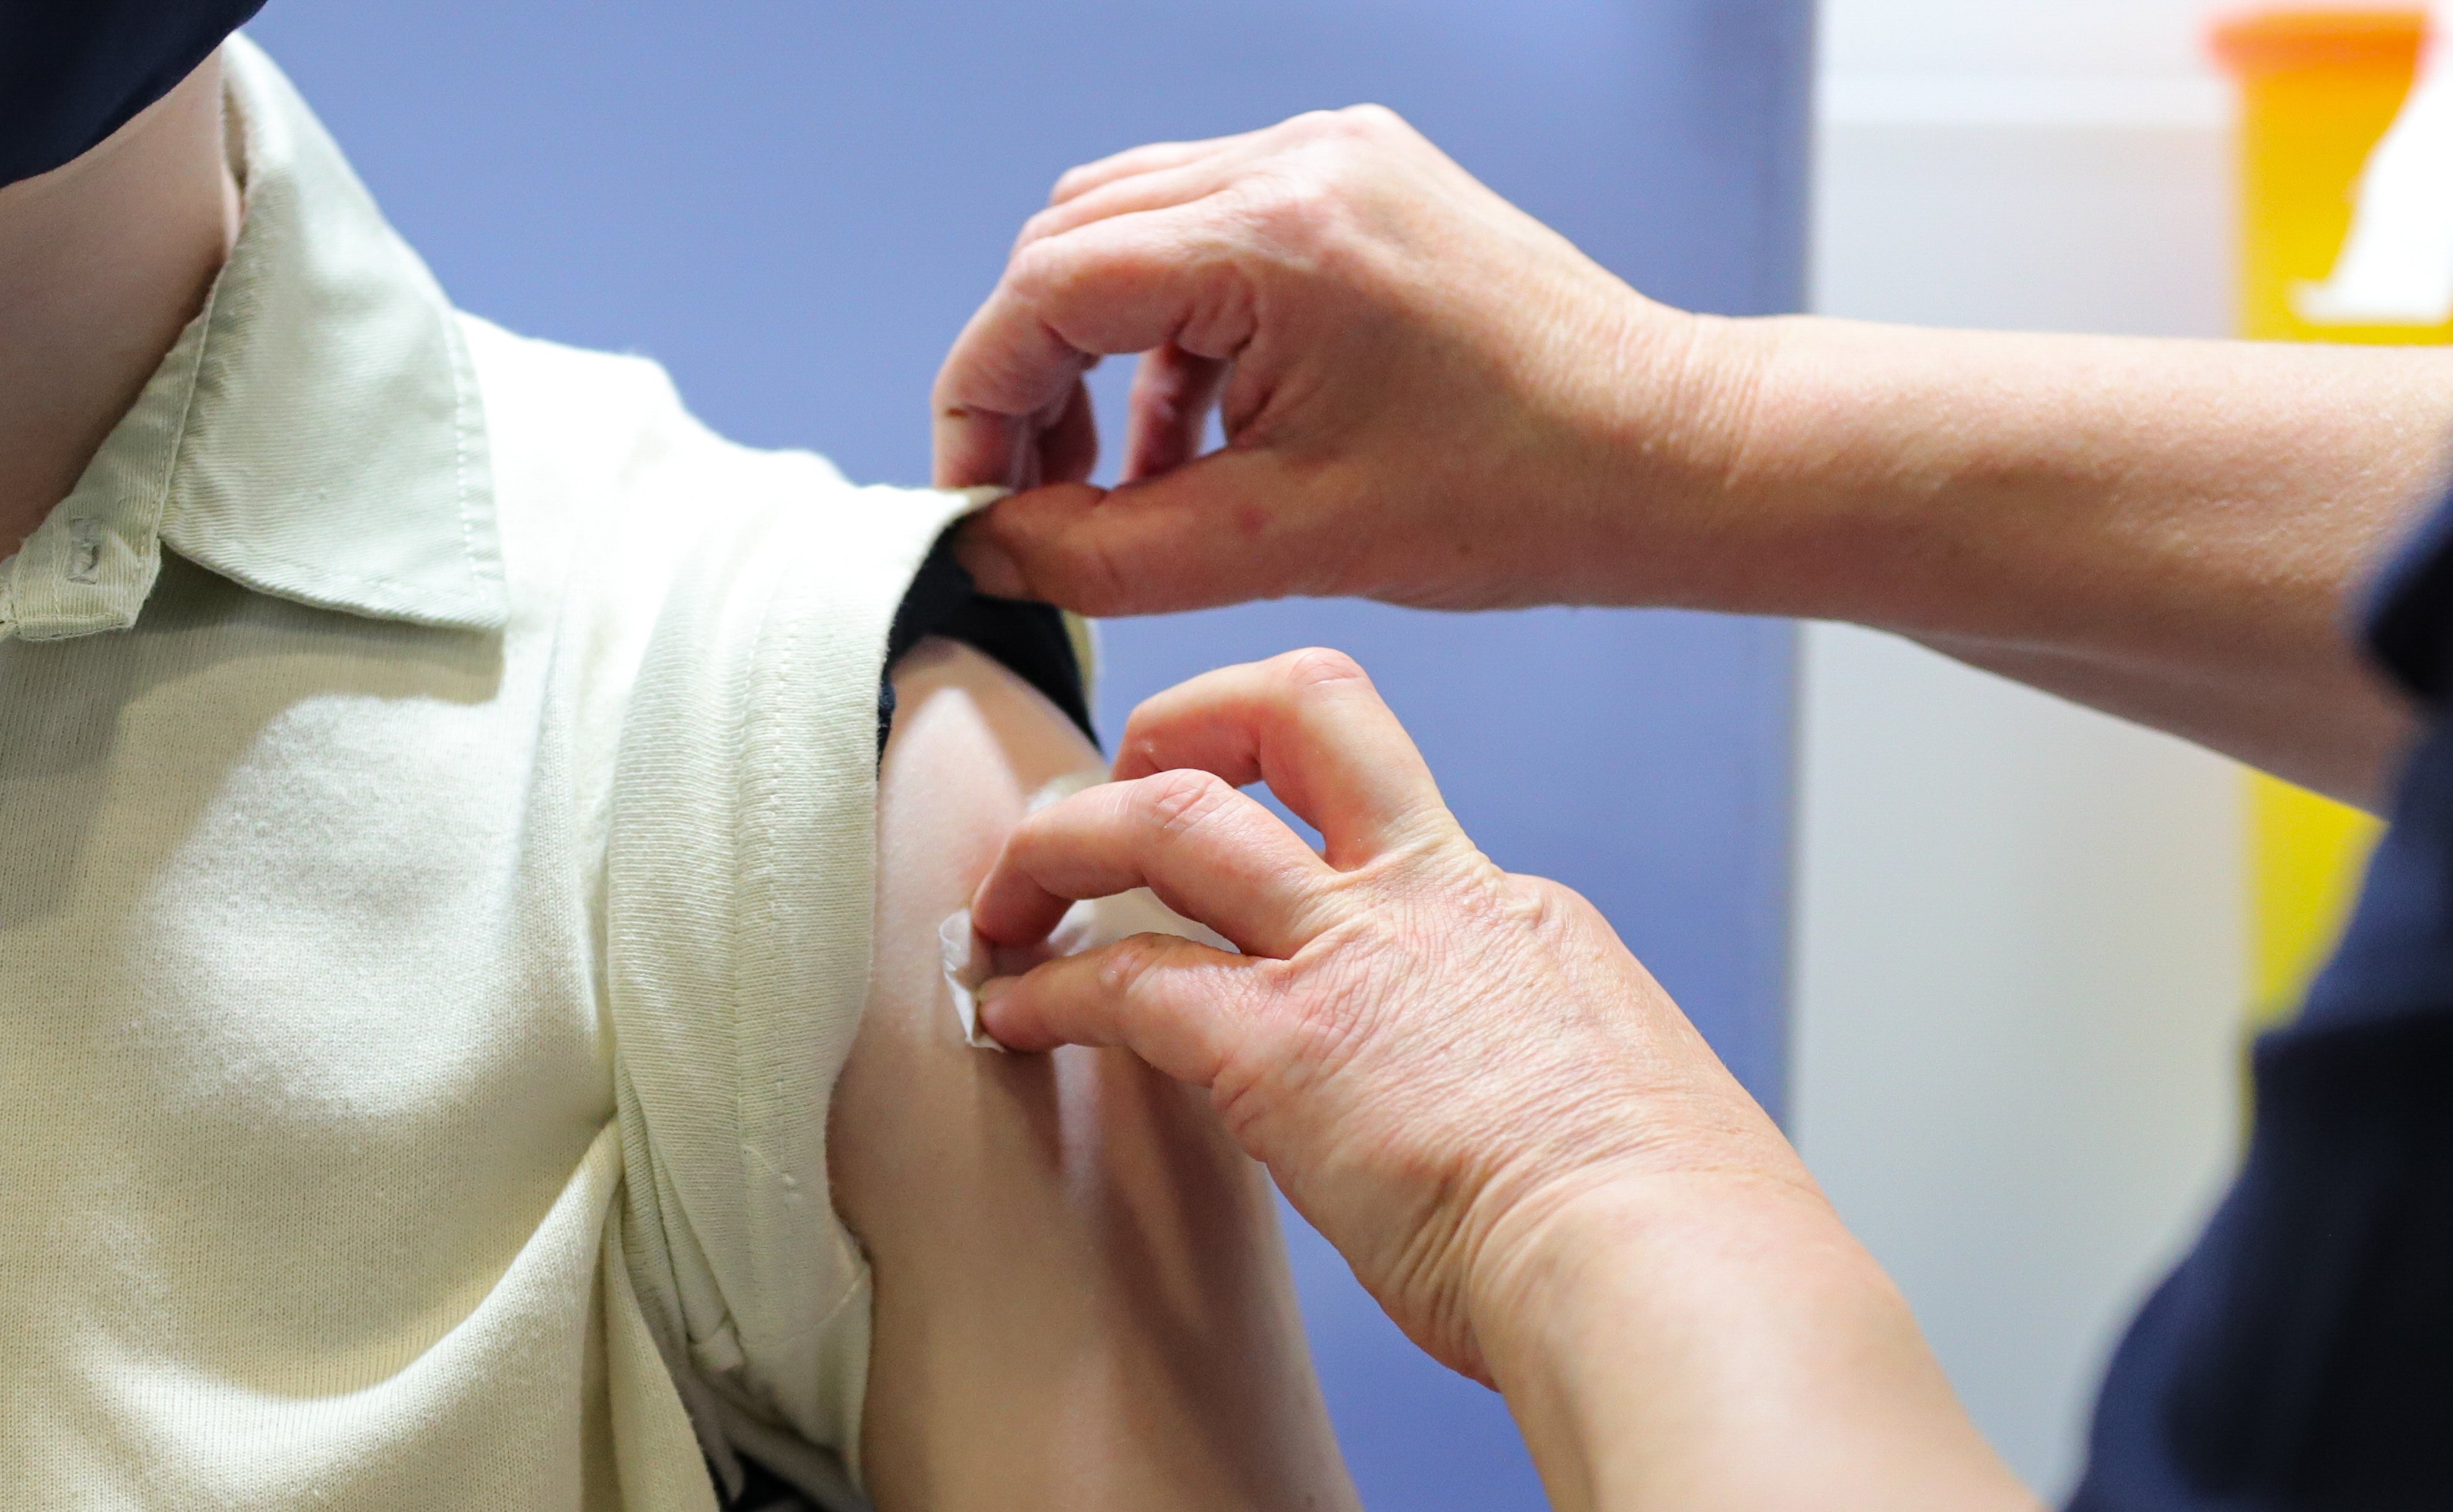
[
  {"left": 2072, "top": 496, "right": 2453, "bottom": 1510},
  {"left": 2, "top": 1, "right": 268, "bottom": 187}
]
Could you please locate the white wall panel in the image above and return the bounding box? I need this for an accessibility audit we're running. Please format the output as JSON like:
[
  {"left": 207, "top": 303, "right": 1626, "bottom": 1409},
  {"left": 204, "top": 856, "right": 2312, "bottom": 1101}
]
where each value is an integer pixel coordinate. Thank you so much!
[
  {"left": 1814, "top": 119, "right": 2229, "bottom": 335},
  {"left": 1799, "top": 0, "right": 2255, "bottom": 1493},
  {"left": 1794, "top": 628, "right": 2246, "bottom": 1493},
  {"left": 1825, "top": 0, "right": 2233, "bottom": 78}
]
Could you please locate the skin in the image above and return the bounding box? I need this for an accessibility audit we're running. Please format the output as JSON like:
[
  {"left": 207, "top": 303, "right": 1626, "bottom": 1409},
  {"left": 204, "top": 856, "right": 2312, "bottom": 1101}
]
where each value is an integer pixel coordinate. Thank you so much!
[
  {"left": 931, "top": 107, "right": 2453, "bottom": 1506},
  {"left": 19, "top": 50, "right": 1358, "bottom": 1510},
  {"left": 839, "top": 640, "right": 1357, "bottom": 1511},
  {"left": 0, "top": 50, "right": 240, "bottom": 558},
  {"left": 934, "top": 106, "right": 2447, "bottom": 807},
  {"left": 968, "top": 650, "right": 2036, "bottom": 1512}
]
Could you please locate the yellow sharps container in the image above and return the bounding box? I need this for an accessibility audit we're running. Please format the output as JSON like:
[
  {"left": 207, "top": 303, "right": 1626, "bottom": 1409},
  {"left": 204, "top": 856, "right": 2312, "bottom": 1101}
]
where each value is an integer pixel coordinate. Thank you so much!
[{"left": 2213, "top": 9, "right": 2421, "bottom": 1021}]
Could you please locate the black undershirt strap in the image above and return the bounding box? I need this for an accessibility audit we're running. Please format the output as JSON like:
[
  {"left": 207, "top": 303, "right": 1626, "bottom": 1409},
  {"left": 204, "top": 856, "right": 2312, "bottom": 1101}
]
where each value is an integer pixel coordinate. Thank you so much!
[{"left": 876, "top": 525, "right": 1095, "bottom": 757}]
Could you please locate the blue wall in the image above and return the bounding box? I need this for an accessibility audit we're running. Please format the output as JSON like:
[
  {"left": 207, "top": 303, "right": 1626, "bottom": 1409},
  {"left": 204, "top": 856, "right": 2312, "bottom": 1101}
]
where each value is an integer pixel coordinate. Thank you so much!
[{"left": 247, "top": 4, "right": 1810, "bottom": 1506}]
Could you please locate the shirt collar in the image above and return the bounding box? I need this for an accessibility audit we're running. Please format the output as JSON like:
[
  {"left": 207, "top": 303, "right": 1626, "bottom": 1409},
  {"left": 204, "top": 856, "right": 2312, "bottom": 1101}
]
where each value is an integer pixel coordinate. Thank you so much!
[{"left": 0, "top": 34, "right": 507, "bottom": 644}]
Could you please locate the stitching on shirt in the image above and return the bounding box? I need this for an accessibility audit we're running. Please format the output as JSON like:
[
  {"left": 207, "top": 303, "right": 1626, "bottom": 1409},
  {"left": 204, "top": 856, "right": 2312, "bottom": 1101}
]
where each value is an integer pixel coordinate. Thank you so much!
[
  {"left": 797, "top": 1268, "right": 872, "bottom": 1346},
  {"left": 444, "top": 310, "right": 494, "bottom": 599},
  {"left": 170, "top": 541, "right": 487, "bottom": 613},
  {"left": 738, "top": 552, "right": 801, "bottom": 1334},
  {"left": 152, "top": 273, "right": 228, "bottom": 550}
]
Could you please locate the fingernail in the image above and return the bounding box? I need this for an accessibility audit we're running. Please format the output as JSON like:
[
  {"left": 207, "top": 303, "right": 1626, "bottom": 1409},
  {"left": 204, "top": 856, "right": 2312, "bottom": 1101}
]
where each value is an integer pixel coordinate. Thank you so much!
[{"left": 972, "top": 977, "right": 1020, "bottom": 1049}]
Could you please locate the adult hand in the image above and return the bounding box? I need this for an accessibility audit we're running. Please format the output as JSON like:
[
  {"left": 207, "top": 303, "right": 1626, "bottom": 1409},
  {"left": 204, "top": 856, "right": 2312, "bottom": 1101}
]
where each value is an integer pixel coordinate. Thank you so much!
[
  {"left": 964, "top": 648, "right": 2031, "bottom": 1508},
  {"left": 933, "top": 107, "right": 2444, "bottom": 809},
  {"left": 967, "top": 645, "right": 1806, "bottom": 1382},
  {"left": 932, "top": 107, "right": 1755, "bottom": 617},
  {"left": 966, "top": 649, "right": 2032, "bottom": 1512}
]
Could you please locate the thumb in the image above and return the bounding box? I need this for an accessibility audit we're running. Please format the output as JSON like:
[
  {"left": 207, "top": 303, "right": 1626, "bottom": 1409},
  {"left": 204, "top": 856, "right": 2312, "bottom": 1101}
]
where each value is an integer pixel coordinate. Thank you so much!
[{"left": 954, "top": 447, "right": 1342, "bottom": 616}]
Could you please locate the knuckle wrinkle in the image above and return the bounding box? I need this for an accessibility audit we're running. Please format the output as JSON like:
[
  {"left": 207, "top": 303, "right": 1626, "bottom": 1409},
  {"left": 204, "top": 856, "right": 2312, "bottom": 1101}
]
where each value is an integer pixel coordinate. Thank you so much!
[
  {"left": 1280, "top": 646, "right": 1368, "bottom": 693},
  {"left": 1015, "top": 205, "right": 1066, "bottom": 248},
  {"left": 1004, "top": 239, "right": 1063, "bottom": 301},
  {"left": 1144, "top": 768, "right": 1231, "bottom": 837},
  {"left": 1253, "top": 177, "right": 1334, "bottom": 240},
  {"left": 1099, "top": 933, "right": 1173, "bottom": 1001}
]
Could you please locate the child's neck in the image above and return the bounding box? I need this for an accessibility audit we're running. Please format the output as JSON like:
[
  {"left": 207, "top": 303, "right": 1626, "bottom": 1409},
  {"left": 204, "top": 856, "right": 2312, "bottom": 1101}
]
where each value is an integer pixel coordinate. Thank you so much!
[{"left": 0, "top": 50, "right": 240, "bottom": 563}]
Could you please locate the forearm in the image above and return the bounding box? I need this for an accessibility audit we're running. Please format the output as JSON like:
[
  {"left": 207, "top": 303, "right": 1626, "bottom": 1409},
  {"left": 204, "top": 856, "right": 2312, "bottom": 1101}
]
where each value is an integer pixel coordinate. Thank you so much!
[
  {"left": 1475, "top": 1176, "right": 2037, "bottom": 1512},
  {"left": 951, "top": 107, "right": 2445, "bottom": 801},
  {"left": 1626, "top": 317, "right": 2453, "bottom": 804}
]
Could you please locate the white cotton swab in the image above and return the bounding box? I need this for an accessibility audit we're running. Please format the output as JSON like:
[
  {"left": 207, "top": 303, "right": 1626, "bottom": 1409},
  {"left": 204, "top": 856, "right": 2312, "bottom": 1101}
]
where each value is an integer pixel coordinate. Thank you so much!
[{"left": 940, "top": 773, "right": 1236, "bottom": 1051}]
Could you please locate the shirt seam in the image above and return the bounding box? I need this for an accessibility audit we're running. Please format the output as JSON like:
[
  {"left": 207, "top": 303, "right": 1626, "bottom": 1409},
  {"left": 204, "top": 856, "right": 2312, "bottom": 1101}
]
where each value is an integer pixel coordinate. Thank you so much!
[
  {"left": 165, "top": 538, "right": 491, "bottom": 620},
  {"left": 444, "top": 310, "right": 496, "bottom": 598},
  {"left": 154, "top": 265, "right": 231, "bottom": 555}
]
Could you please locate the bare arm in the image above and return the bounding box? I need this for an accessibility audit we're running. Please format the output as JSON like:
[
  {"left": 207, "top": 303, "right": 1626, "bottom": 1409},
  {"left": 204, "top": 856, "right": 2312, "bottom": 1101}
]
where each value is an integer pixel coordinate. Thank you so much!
[
  {"left": 1698, "top": 320, "right": 2452, "bottom": 805},
  {"left": 931, "top": 107, "right": 2451, "bottom": 809},
  {"left": 829, "top": 638, "right": 1358, "bottom": 1511}
]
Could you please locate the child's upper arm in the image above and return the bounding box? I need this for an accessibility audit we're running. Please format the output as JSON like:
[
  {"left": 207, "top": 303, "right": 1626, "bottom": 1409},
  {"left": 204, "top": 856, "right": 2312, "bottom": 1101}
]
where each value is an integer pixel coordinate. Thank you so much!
[{"left": 830, "top": 636, "right": 1357, "bottom": 1512}]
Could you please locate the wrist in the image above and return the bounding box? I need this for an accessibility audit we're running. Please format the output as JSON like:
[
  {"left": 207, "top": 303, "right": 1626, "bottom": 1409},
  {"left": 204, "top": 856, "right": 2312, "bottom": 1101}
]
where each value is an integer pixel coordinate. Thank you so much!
[
  {"left": 1464, "top": 1170, "right": 2032, "bottom": 1512},
  {"left": 1463, "top": 1165, "right": 1839, "bottom": 1394},
  {"left": 1571, "top": 302, "right": 1809, "bottom": 613}
]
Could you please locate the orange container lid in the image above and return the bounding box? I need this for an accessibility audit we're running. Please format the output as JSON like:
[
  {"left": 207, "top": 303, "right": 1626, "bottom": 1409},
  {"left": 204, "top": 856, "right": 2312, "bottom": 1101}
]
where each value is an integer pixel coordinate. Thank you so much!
[{"left": 2210, "top": 8, "right": 2428, "bottom": 76}]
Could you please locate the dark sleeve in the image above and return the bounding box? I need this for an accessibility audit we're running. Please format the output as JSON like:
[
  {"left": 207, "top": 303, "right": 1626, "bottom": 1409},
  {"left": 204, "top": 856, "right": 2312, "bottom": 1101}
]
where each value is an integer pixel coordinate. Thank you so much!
[
  {"left": 2069, "top": 490, "right": 2453, "bottom": 1511},
  {"left": 876, "top": 525, "right": 1095, "bottom": 757}
]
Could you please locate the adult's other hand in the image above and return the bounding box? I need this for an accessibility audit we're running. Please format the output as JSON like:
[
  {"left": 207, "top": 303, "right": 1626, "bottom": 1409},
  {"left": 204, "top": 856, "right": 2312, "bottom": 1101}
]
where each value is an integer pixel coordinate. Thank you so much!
[
  {"left": 934, "top": 107, "right": 2452, "bottom": 810},
  {"left": 932, "top": 107, "right": 1753, "bottom": 617},
  {"left": 967, "top": 644, "right": 1786, "bottom": 1380},
  {"left": 965, "top": 649, "right": 2031, "bottom": 1512}
]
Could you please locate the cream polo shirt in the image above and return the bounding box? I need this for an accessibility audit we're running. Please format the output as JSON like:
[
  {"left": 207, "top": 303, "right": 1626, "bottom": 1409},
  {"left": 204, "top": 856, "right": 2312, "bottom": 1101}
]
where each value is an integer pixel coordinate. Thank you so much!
[{"left": 0, "top": 37, "right": 991, "bottom": 1512}]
